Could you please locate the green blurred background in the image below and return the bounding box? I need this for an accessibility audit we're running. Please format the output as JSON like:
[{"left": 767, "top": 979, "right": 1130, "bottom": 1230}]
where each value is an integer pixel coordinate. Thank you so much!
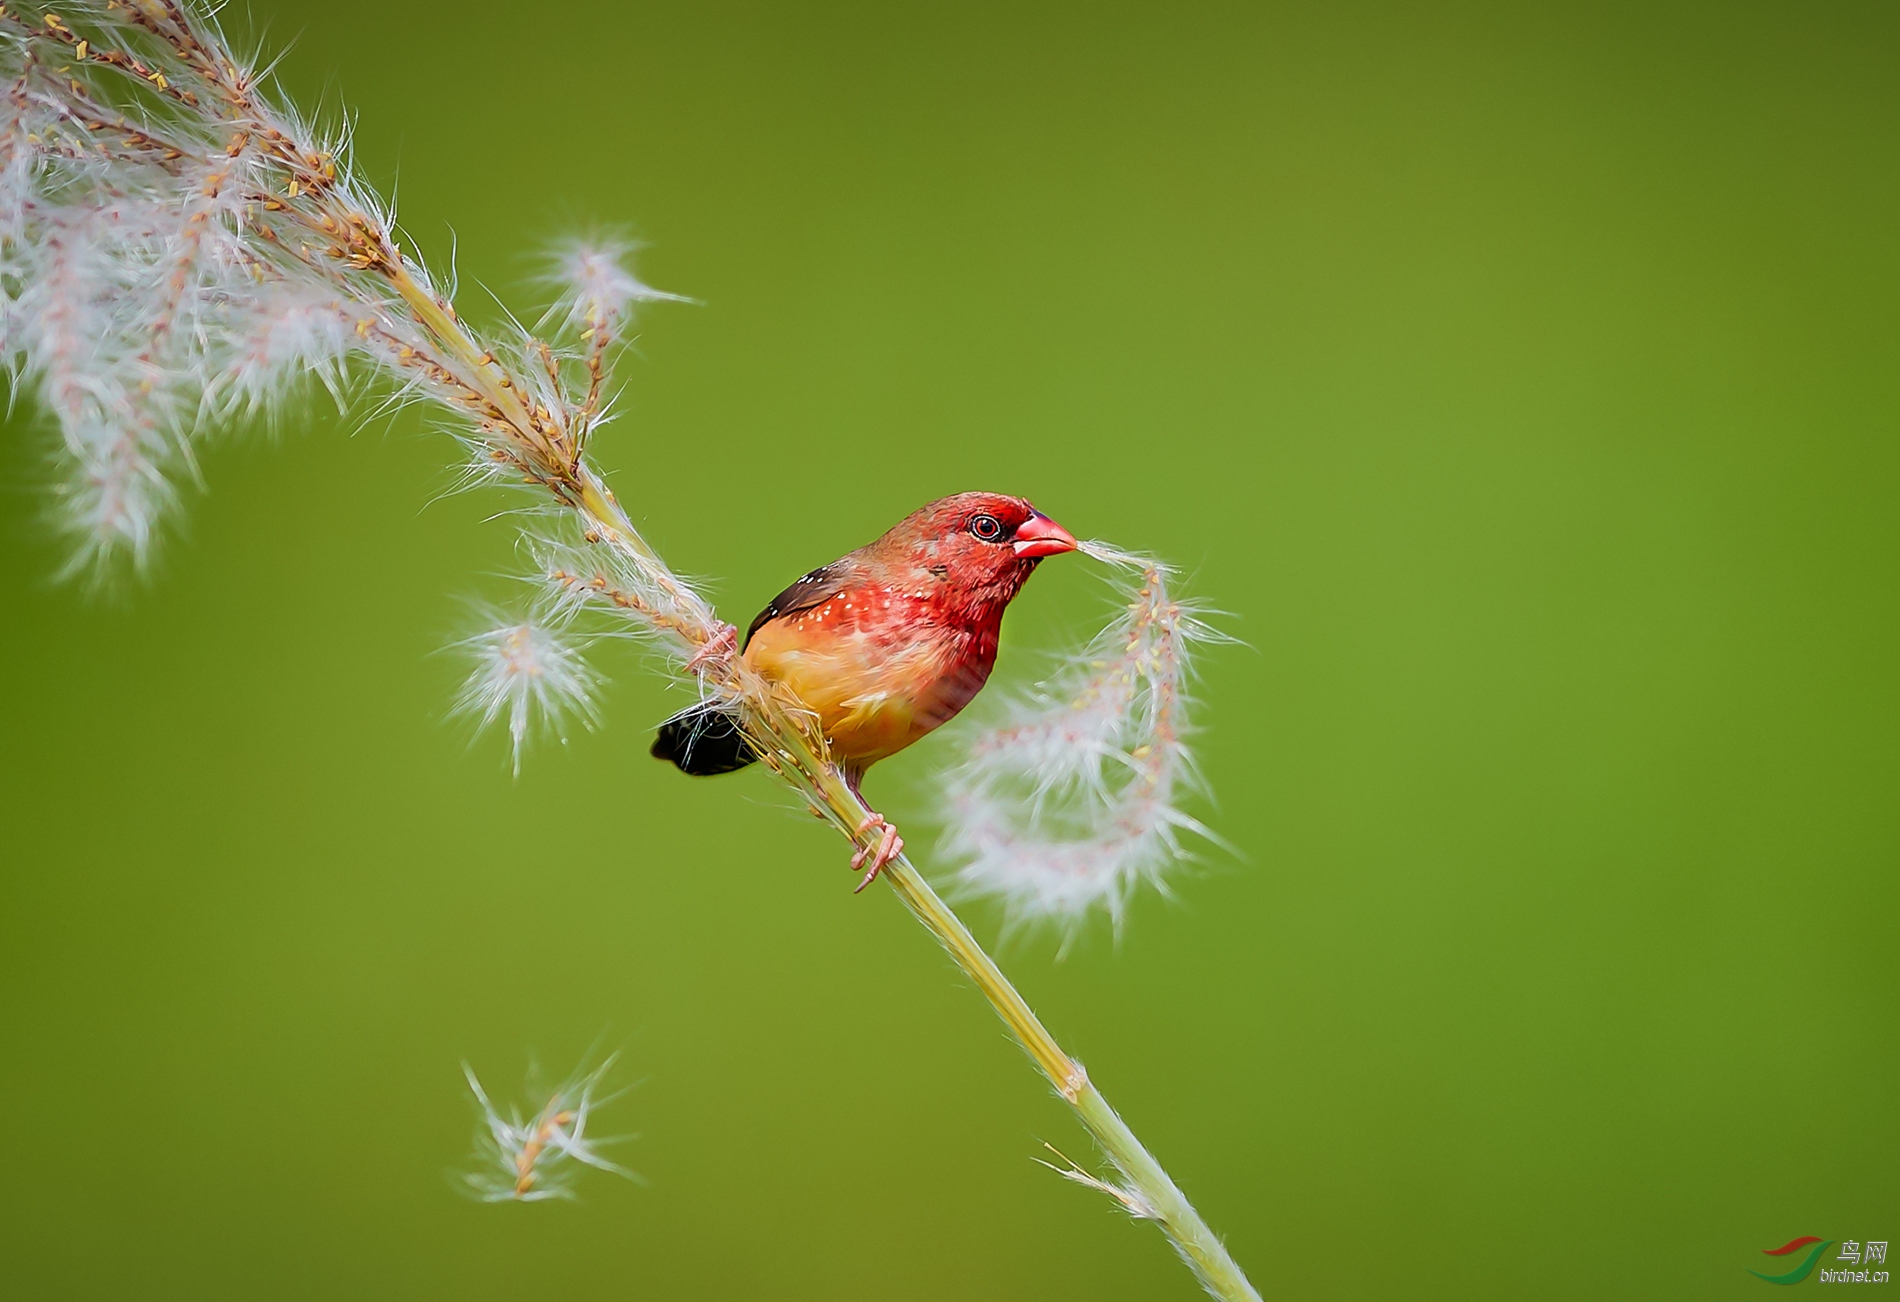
[{"left": 2, "top": 1, "right": 1895, "bottom": 1297}]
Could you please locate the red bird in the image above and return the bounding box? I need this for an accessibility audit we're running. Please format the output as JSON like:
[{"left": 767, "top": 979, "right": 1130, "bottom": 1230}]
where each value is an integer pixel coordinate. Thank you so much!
[{"left": 652, "top": 492, "right": 1078, "bottom": 888}]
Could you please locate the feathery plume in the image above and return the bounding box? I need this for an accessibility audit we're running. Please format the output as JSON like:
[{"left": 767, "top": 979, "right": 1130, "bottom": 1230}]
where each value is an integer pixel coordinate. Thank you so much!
[
  {"left": 460, "top": 1056, "right": 638, "bottom": 1203},
  {"left": 940, "top": 542, "right": 1220, "bottom": 933},
  {"left": 0, "top": 0, "right": 732, "bottom": 739},
  {"left": 541, "top": 236, "right": 687, "bottom": 454},
  {"left": 0, "top": 2, "right": 689, "bottom": 591},
  {"left": 452, "top": 615, "right": 603, "bottom": 774}
]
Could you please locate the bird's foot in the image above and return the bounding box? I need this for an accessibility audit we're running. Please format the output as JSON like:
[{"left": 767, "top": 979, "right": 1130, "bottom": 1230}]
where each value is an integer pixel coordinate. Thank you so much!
[
  {"left": 683, "top": 622, "right": 739, "bottom": 677},
  {"left": 850, "top": 813, "right": 904, "bottom": 893}
]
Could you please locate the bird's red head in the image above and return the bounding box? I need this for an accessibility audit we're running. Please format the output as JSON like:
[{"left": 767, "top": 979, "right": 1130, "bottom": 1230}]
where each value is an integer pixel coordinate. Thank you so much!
[{"left": 865, "top": 491, "right": 1078, "bottom": 618}]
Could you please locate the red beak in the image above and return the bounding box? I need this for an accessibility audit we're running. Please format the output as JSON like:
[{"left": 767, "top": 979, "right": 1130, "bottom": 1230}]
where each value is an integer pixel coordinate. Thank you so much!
[{"left": 1013, "top": 512, "right": 1078, "bottom": 558}]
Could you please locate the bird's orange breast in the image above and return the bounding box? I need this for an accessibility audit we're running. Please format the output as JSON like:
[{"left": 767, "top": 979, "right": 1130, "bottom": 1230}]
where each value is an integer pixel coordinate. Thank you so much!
[{"left": 743, "top": 585, "right": 996, "bottom": 769}]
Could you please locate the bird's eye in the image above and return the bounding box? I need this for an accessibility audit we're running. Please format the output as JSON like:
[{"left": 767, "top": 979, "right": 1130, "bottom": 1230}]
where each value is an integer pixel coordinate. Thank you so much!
[{"left": 968, "top": 513, "right": 1003, "bottom": 542}]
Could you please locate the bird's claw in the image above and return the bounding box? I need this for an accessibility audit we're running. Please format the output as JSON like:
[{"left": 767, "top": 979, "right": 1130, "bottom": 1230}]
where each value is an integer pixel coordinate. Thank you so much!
[
  {"left": 850, "top": 814, "right": 904, "bottom": 893},
  {"left": 684, "top": 622, "right": 739, "bottom": 676}
]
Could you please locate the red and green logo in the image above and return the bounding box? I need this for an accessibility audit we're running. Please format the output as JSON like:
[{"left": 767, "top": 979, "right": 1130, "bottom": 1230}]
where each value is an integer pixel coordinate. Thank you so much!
[{"left": 1750, "top": 1237, "right": 1832, "bottom": 1285}]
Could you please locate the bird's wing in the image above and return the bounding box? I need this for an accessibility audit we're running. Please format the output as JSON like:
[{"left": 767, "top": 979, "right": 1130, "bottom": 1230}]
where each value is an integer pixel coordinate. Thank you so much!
[{"left": 744, "top": 559, "right": 859, "bottom": 647}]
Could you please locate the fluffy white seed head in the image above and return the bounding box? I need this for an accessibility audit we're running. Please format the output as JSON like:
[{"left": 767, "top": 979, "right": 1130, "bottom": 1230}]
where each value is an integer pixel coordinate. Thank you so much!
[
  {"left": 460, "top": 1056, "right": 638, "bottom": 1203},
  {"left": 939, "top": 543, "right": 1222, "bottom": 936},
  {"left": 546, "top": 237, "right": 686, "bottom": 334},
  {"left": 0, "top": 0, "right": 738, "bottom": 793},
  {"left": 210, "top": 288, "right": 361, "bottom": 422},
  {"left": 453, "top": 615, "right": 603, "bottom": 774},
  {"left": 0, "top": 3, "right": 343, "bottom": 569},
  {"left": 0, "top": 3, "right": 685, "bottom": 579}
]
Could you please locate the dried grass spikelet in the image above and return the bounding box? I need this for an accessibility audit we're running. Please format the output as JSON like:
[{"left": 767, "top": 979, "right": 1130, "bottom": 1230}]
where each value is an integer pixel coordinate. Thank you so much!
[
  {"left": 0, "top": 0, "right": 736, "bottom": 724},
  {"left": 460, "top": 1055, "right": 639, "bottom": 1203},
  {"left": 0, "top": 2, "right": 695, "bottom": 603},
  {"left": 940, "top": 541, "right": 1223, "bottom": 934},
  {"left": 1, "top": 3, "right": 359, "bottom": 574},
  {"left": 1037, "top": 1142, "right": 1161, "bottom": 1221},
  {"left": 452, "top": 610, "right": 605, "bottom": 775}
]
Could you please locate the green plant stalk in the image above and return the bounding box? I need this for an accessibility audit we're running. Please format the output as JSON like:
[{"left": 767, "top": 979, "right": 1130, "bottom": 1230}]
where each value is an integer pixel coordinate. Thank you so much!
[
  {"left": 881, "top": 857, "right": 1263, "bottom": 1302},
  {"left": 577, "top": 481, "right": 1262, "bottom": 1302}
]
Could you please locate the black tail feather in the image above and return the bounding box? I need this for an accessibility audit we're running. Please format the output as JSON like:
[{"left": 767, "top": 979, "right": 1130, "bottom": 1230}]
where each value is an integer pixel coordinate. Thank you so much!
[{"left": 650, "top": 702, "right": 758, "bottom": 776}]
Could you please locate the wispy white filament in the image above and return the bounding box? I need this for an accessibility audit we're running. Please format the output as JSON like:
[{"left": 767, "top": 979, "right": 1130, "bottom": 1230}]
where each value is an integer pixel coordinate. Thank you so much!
[
  {"left": 545, "top": 236, "right": 686, "bottom": 334},
  {"left": 453, "top": 617, "right": 603, "bottom": 774},
  {"left": 941, "top": 542, "right": 1220, "bottom": 934},
  {"left": 1037, "top": 1142, "right": 1161, "bottom": 1220},
  {"left": 461, "top": 1056, "right": 638, "bottom": 1203}
]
